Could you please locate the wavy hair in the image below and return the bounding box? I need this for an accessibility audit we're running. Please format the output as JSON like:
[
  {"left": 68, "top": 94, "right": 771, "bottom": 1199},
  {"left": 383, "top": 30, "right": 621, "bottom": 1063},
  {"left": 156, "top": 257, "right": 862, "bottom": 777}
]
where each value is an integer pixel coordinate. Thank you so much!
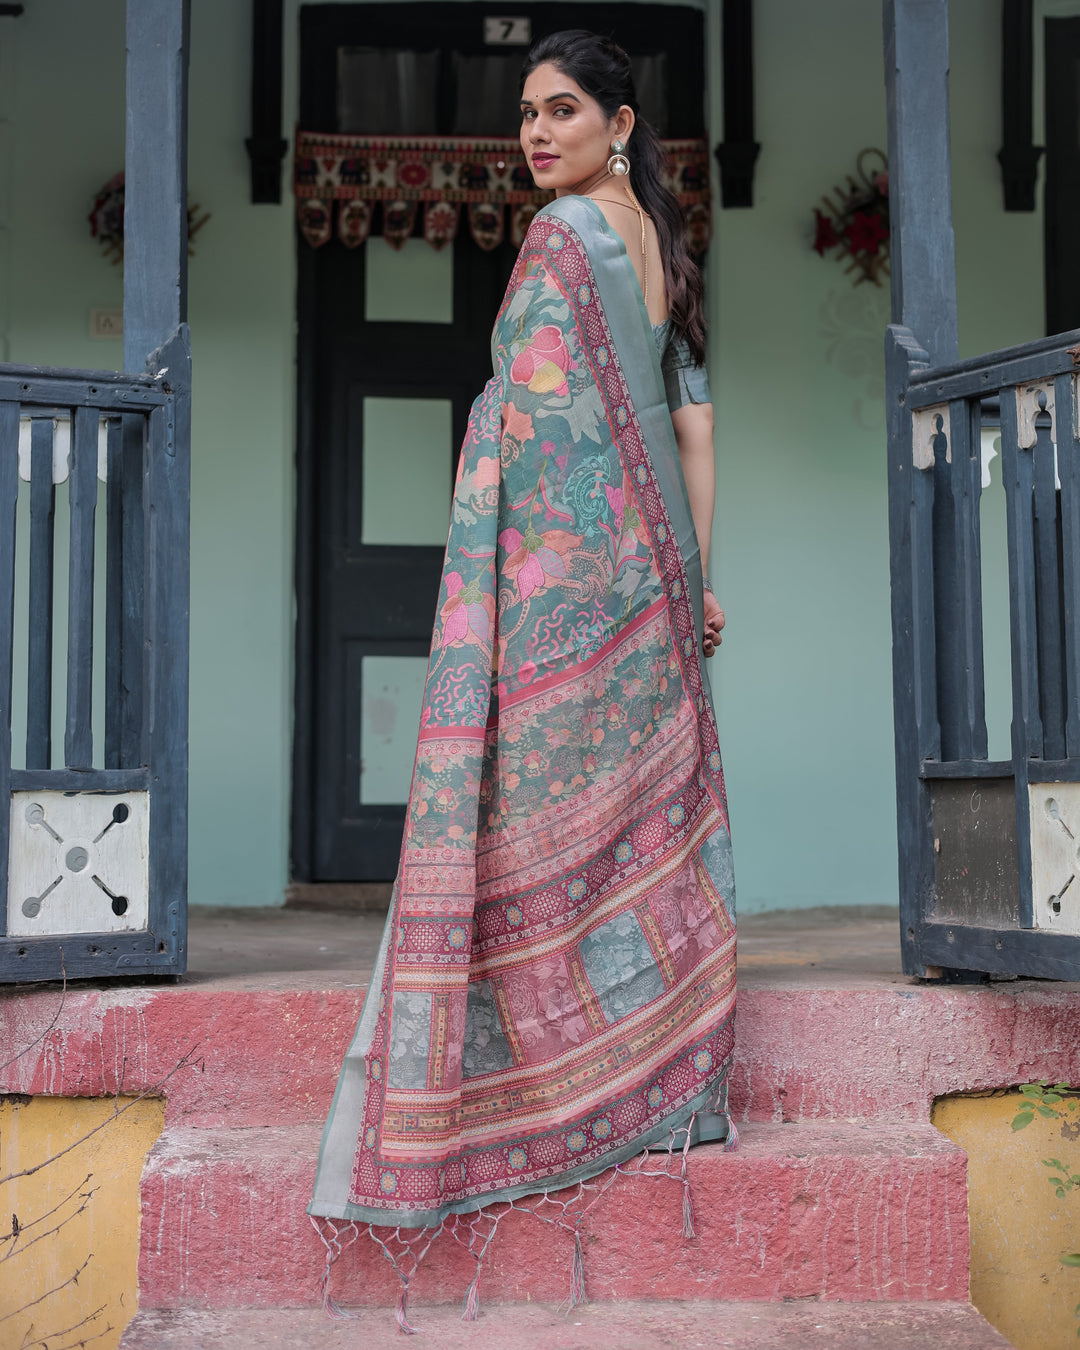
[{"left": 520, "top": 29, "right": 707, "bottom": 365}]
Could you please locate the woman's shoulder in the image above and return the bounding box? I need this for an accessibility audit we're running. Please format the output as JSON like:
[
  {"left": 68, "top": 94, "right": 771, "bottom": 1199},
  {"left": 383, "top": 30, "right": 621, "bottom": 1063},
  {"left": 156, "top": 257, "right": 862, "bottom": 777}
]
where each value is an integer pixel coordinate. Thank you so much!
[{"left": 536, "top": 195, "right": 605, "bottom": 239}]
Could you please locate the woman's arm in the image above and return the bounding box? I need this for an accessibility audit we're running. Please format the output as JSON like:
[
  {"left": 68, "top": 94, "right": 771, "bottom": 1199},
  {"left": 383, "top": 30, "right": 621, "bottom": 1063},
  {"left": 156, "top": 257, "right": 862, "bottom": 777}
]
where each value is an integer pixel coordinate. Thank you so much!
[{"left": 671, "top": 401, "right": 725, "bottom": 656}]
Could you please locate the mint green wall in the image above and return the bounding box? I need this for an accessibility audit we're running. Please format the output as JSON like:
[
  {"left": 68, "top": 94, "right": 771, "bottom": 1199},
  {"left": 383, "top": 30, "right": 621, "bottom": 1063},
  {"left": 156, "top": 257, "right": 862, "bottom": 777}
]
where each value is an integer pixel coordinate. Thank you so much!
[
  {"left": 0, "top": 0, "right": 1049, "bottom": 910},
  {"left": 3, "top": 0, "right": 295, "bottom": 908}
]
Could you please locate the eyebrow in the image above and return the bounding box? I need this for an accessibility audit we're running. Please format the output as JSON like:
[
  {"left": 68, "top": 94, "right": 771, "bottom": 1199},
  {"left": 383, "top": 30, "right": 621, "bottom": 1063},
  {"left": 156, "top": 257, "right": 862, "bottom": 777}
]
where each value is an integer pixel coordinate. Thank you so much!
[{"left": 520, "top": 92, "right": 582, "bottom": 106}]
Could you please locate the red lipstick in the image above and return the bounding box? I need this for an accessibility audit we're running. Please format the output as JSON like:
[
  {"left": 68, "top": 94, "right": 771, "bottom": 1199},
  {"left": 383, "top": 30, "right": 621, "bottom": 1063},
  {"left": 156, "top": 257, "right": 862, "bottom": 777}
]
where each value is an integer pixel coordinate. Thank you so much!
[{"left": 531, "top": 153, "right": 558, "bottom": 169}]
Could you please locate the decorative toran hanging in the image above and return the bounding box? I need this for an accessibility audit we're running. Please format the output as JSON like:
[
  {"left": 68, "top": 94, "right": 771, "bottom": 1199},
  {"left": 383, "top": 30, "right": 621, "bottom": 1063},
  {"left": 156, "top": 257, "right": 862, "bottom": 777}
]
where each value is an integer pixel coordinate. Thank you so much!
[{"left": 293, "top": 130, "right": 713, "bottom": 253}]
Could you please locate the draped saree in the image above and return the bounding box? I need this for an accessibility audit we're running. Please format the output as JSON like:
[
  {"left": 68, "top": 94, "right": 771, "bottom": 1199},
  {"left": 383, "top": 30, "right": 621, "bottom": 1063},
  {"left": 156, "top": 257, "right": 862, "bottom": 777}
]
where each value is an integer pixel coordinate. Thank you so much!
[{"left": 309, "top": 195, "right": 736, "bottom": 1229}]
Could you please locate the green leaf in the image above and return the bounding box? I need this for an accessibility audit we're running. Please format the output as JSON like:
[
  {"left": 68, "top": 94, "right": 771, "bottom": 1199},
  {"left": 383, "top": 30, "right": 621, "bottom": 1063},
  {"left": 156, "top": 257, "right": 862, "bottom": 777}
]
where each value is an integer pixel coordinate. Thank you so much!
[
  {"left": 1013, "top": 1112, "right": 1036, "bottom": 1130},
  {"left": 1060, "top": 1253, "right": 1080, "bottom": 1267},
  {"left": 1044, "top": 1093, "right": 1064, "bottom": 1103},
  {"left": 1046, "top": 1159, "right": 1066, "bottom": 1170},
  {"left": 1058, "top": 1188, "right": 1068, "bottom": 1198},
  {"left": 1039, "top": 1104, "right": 1063, "bottom": 1118},
  {"left": 1022, "top": 1083, "right": 1048, "bottom": 1097}
]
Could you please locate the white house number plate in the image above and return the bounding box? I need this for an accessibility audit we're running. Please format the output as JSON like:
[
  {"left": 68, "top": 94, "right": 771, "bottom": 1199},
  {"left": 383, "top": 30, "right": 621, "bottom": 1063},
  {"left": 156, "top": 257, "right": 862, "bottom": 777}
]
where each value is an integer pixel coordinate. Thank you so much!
[
  {"left": 7, "top": 790, "right": 150, "bottom": 937},
  {"left": 484, "top": 16, "right": 531, "bottom": 45}
]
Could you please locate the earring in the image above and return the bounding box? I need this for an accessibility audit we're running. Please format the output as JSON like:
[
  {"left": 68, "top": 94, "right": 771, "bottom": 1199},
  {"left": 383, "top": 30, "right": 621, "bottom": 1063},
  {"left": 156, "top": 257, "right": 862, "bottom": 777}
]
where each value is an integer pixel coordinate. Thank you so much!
[{"left": 607, "top": 139, "right": 630, "bottom": 176}]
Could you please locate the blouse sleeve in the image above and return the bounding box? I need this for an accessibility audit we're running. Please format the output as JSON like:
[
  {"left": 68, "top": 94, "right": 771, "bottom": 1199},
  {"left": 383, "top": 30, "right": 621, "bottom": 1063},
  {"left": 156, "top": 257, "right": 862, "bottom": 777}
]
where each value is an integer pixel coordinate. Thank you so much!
[{"left": 661, "top": 330, "right": 712, "bottom": 412}]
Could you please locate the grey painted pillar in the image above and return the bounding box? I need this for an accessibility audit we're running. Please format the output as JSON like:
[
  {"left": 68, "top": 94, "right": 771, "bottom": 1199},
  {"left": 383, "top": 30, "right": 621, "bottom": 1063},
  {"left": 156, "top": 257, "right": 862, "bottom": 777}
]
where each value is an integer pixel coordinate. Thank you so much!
[
  {"left": 884, "top": 0, "right": 960, "bottom": 366},
  {"left": 123, "top": 0, "right": 191, "bottom": 374}
]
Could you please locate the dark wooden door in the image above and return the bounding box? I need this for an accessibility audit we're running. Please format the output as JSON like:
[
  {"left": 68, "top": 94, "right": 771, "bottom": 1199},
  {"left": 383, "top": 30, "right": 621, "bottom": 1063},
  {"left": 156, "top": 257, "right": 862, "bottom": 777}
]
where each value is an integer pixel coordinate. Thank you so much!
[
  {"left": 1045, "top": 15, "right": 1080, "bottom": 335},
  {"left": 293, "top": 2, "right": 705, "bottom": 882}
]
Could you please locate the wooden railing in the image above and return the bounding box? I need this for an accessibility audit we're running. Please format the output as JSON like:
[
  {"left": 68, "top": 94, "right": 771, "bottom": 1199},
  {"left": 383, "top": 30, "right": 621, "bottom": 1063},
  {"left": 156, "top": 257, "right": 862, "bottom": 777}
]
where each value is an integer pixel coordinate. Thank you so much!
[
  {"left": 887, "top": 322, "right": 1080, "bottom": 978},
  {"left": 0, "top": 328, "right": 190, "bottom": 982}
]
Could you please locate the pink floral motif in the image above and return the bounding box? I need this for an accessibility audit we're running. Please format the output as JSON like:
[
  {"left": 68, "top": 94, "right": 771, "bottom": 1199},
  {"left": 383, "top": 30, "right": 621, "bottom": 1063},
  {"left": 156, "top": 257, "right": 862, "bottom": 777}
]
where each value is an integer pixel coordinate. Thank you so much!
[
  {"left": 438, "top": 571, "right": 495, "bottom": 649},
  {"left": 510, "top": 325, "right": 573, "bottom": 397},
  {"left": 503, "top": 402, "right": 535, "bottom": 446},
  {"left": 499, "top": 525, "right": 582, "bottom": 602}
]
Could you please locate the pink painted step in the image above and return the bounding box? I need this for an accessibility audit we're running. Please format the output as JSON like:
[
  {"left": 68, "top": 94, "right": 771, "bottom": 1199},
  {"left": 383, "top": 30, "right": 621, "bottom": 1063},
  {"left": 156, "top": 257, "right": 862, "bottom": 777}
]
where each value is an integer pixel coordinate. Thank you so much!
[
  {"left": 138, "top": 1119, "right": 968, "bottom": 1310},
  {"left": 3, "top": 977, "right": 1078, "bottom": 1128},
  {"left": 119, "top": 1300, "right": 1012, "bottom": 1349}
]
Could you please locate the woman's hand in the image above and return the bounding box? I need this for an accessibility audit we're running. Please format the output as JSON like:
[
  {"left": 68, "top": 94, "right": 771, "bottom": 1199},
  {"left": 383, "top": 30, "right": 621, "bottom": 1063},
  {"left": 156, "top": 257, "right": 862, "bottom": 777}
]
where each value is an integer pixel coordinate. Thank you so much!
[{"left": 702, "top": 591, "right": 725, "bottom": 658}]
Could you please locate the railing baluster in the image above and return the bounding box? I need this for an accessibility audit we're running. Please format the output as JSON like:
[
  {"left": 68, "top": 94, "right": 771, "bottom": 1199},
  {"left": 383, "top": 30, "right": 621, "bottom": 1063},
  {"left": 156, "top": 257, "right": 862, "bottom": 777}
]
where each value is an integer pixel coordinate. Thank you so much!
[
  {"left": 956, "top": 398, "right": 988, "bottom": 758},
  {"left": 1057, "top": 372, "right": 1080, "bottom": 757},
  {"left": 26, "top": 417, "right": 55, "bottom": 770},
  {"left": 933, "top": 398, "right": 988, "bottom": 761},
  {"left": 104, "top": 414, "right": 145, "bottom": 769},
  {"left": 104, "top": 418, "right": 123, "bottom": 770},
  {"left": 65, "top": 406, "right": 97, "bottom": 768},
  {"left": 999, "top": 385, "right": 1043, "bottom": 760},
  {"left": 912, "top": 442, "right": 940, "bottom": 762},
  {"left": 0, "top": 403, "right": 18, "bottom": 933},
  {"left": 1031, "top": 392, "right": 1066, "bottom": 759}
]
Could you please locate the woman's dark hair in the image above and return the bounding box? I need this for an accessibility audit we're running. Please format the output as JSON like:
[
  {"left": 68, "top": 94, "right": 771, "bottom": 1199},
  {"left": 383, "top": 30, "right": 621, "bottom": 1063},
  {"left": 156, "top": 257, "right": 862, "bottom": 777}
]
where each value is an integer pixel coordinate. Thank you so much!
[{"left": 521, "top": 29, "right": 707, "bottom": 365}]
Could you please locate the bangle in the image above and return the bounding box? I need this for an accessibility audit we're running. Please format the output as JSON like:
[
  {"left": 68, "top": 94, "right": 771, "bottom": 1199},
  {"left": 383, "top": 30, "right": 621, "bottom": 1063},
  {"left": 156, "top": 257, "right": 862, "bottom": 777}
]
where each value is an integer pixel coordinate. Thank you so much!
[{"left": 702, "top": 576, "right": 714, "bottom": 595}]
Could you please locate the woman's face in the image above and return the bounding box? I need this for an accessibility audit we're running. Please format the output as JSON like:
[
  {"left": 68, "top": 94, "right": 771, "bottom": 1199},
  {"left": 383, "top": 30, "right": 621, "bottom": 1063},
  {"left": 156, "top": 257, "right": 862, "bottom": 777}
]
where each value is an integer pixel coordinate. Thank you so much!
[{"left": 520, "top": 62, "right": 634, "bottom": 197}]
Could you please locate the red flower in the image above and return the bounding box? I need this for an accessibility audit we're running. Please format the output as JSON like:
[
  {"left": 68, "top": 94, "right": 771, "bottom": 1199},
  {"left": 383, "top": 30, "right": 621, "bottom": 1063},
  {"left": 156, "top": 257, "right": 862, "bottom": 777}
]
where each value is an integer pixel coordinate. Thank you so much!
[
  {"left": 510, "top": 326, "right": 572, "bottom": 397},
  {"left": 812, "top": 209, "right": 839, "bottom": 256},
  {"left": 845, "top": 210, "right": 889, "bottom": 257}
]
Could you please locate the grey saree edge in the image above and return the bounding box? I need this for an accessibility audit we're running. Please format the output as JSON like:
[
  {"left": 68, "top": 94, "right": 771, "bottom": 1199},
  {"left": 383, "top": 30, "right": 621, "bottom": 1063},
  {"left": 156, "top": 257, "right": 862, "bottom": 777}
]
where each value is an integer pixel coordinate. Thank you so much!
[{"left": 309, "top": 882, "right": 398, "bottom": 1212}]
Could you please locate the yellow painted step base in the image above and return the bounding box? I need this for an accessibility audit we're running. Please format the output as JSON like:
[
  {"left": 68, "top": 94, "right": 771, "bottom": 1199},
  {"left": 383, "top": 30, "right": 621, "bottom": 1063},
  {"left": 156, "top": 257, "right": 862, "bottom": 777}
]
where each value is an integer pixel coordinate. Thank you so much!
[
  {"left": 0, "top": 1095, "right": 164, "bottom": 1350},
  {"left": 935, "top": 1089, "right": 1080, "bottom": 1350}
]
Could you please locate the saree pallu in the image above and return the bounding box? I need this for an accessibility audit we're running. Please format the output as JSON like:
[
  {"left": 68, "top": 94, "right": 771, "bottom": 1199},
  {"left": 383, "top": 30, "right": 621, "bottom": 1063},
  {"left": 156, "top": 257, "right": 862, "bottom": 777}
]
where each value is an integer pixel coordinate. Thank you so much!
[{"left": 310, "top": 195, "right": 736, "bottom": 1230}]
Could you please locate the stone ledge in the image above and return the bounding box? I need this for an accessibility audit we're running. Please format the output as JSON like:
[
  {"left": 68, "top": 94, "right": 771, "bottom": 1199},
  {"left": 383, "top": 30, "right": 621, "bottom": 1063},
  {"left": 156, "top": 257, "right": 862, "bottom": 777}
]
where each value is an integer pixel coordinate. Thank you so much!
[{"left": 2, "top": 976, "right": 1078, "bottom": 1128}]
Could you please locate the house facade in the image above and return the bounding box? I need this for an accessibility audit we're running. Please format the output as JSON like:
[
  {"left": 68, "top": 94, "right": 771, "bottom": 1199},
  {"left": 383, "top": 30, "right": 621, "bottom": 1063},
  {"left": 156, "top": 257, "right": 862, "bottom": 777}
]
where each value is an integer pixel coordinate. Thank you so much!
[{"left": 0, "top": 0, "right": 1060, "bottom": 916}]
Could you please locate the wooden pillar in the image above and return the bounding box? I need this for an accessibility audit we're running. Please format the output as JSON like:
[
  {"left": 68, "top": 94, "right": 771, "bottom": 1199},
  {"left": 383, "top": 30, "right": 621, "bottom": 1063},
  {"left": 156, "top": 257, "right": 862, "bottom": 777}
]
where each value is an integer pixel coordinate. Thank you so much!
[
  {"left": 123, "top": 0, "right": 191, "bottom": 374},
  {"left": 883, "top": 0, "right": 959, "bottom": 366},
  {"left": 714, "top": 0, "right": 760, "bottom": 209},
  {"left": 999, "top": 0, "right": 1042, "bottom": 211},
  {"left": 246, "top": 0, "right": 287, "bottom": 204}
]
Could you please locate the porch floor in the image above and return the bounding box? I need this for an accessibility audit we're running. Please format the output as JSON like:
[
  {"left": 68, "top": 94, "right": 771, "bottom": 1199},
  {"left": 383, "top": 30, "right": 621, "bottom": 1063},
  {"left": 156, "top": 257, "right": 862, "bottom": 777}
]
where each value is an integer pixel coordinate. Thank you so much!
[{"left": 184, "top": 902, "right": 909, "bottom": 988}]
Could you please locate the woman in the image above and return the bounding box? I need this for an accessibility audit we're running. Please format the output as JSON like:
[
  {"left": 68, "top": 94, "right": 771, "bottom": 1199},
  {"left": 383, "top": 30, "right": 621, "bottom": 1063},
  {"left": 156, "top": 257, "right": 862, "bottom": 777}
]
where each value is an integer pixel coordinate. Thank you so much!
[{"left": 309, "top": 26, "right": 736, "bottom": 1300}]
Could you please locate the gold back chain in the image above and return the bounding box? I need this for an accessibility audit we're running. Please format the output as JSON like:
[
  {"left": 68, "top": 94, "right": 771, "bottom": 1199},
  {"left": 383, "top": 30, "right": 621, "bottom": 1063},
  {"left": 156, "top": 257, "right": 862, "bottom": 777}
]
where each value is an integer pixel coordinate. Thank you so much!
[{"left": 587, "top": 178, "right": 651, "bottom": 306}]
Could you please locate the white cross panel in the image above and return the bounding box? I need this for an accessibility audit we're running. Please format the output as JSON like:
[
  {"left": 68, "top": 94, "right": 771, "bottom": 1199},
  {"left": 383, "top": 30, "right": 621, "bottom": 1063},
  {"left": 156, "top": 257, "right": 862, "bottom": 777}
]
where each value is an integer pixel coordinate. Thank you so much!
[
  {"left": 6, "top": 790, "right": 150, "bottom": 938},
  {"left": 1029, "top": 784, "right": 1080, "bottom": 935}
]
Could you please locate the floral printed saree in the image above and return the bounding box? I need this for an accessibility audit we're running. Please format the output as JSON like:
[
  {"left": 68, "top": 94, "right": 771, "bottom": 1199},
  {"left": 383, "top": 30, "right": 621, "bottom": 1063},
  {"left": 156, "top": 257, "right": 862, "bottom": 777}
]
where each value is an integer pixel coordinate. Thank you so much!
[{"left": 309, "top": 195, "right": 736, "bottom": 1231}]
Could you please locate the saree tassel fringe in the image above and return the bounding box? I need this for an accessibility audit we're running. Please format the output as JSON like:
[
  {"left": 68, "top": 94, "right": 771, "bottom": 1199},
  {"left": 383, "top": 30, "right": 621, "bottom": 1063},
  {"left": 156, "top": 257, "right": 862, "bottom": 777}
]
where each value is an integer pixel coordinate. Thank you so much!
[
  {"left": 681, "top": 1180, "right": 697, "bottom": 1240},
  {"left": 461, "top": 1265, "right": 482, "bottom": 1321},
  {"left": 396, "top": 1283, "right": 418, "bottom": 1335},
  {"left": 568, "top": 1231, "right": 587, "bottom": 1310}
]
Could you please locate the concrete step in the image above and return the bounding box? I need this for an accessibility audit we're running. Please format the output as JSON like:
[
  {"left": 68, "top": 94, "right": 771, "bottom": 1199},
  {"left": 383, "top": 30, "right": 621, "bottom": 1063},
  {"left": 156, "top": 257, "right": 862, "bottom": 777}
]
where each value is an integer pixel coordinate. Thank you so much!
[
  {"left": 118, "top": 1300, "right": 1012, "bottom": 1349},
  {"left": 3, "top": 975, "right": 1078, "bottom": 1129},
  {"left": 138, "top": 1119, "right": 968, "bottom": 1309}
]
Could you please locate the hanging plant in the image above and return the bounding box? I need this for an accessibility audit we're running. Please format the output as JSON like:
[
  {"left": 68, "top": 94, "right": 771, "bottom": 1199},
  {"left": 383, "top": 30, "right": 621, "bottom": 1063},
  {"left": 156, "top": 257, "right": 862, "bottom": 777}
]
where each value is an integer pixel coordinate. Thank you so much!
[
  {"left": 88, "top": 172, "right": 211, "bottom": 265},
  {"left": 811, "top": 148, "right": 890, "bottom": 287}
]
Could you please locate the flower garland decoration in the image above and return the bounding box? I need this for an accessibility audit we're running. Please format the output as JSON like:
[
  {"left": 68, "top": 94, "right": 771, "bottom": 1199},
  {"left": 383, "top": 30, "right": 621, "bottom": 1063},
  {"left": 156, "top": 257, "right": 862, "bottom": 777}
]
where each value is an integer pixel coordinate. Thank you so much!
[
  {"left": 811, "top": 148, "right": 890, "bottom": 287},
  {"left": 89, "top": 172, "right": 211, "bottom": 265}
]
